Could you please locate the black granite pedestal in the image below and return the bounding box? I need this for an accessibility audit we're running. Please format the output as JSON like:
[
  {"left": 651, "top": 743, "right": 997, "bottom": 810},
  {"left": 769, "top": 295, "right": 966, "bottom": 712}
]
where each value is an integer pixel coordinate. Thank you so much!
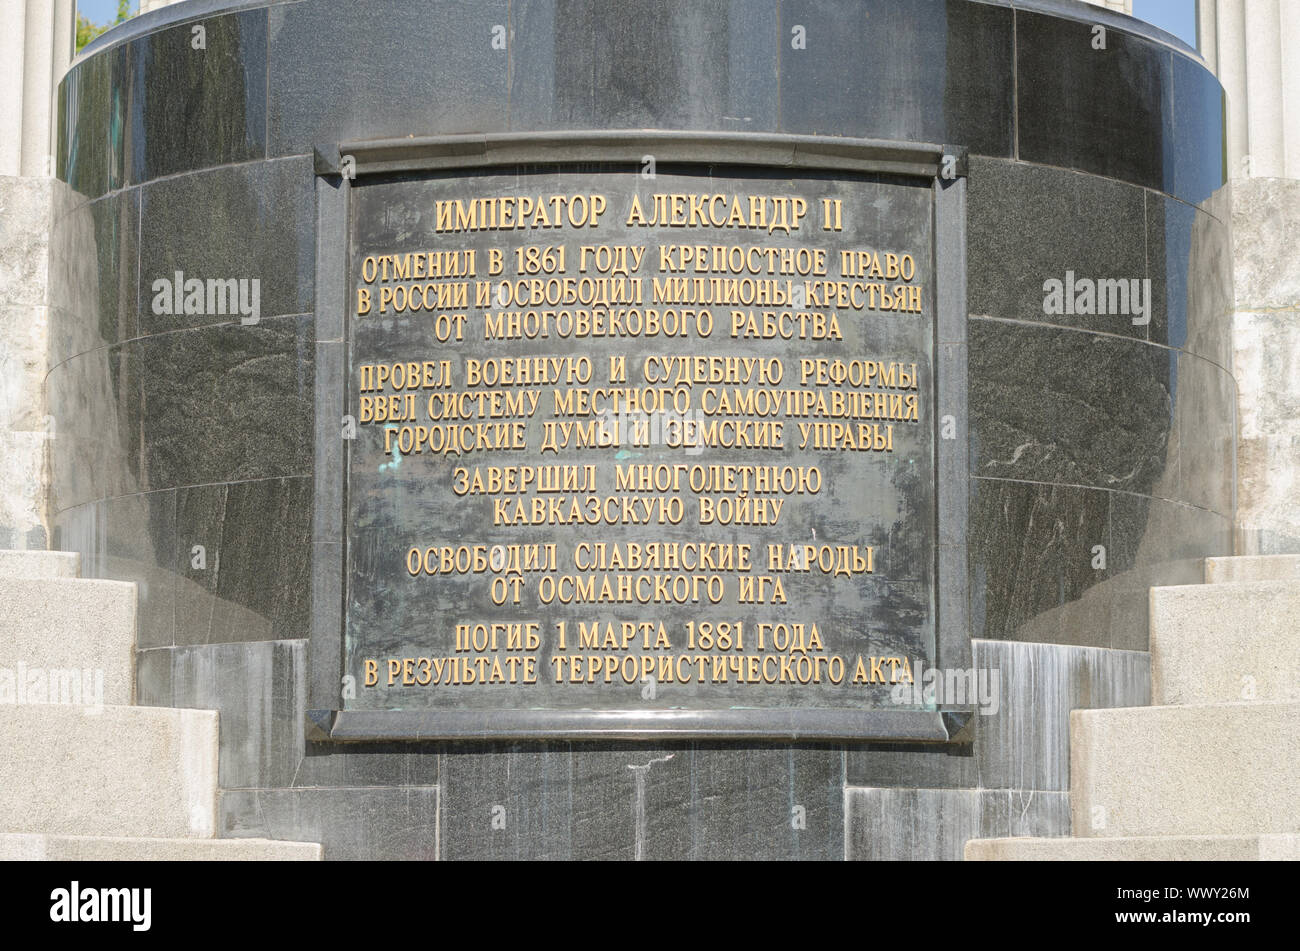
[{"left": 48, "top": 0, "right": 1231, "bottom": 860}]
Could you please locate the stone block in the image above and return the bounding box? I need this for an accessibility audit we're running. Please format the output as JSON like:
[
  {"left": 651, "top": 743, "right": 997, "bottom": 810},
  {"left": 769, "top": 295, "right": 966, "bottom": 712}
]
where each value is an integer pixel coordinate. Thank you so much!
[{"left": 0, "top": 704, "right": 218, "bottom": 838}]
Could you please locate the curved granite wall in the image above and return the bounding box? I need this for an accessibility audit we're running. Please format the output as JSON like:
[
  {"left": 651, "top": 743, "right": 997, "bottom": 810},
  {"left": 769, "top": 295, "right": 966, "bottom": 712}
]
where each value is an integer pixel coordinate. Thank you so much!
[{"left": 47, "top": 0, "right": 1232, "bottom": 859}]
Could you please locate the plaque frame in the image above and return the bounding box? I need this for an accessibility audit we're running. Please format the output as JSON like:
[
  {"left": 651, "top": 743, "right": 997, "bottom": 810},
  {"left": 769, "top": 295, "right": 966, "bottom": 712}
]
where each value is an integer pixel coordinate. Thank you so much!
[{"left": 307, "top": 132, "right": 971, "bottom": 744}]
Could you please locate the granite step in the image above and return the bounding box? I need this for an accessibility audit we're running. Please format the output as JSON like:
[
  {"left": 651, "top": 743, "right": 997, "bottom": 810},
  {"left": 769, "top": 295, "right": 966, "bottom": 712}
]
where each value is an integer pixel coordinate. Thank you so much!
[
  {"left": 0, "top": 577, "right": 136, "bottom": 705},
  {"left": 1205, "top": 555, "right": 1300, "bottom": 584},
  {"left": 0, "top": 554, "right": 321, "bottom": 860},
  {"left": 966, "top": 833, "right": 1300, "bottom": 861},
  {"left": 0, "top": 704, "right": 218, "bottom": 839},
  {"left": 1149, "top": 580, "right": 1300, "bottom": 705},
  {"left": 0, "top": 833, "right": 322, "bottom": 861},
  {"left": 1071, "top": 701, "right": 1300, "bottom": 838},
  {"left": 0, "top": 550, "right": 80, "bottom": 580}
]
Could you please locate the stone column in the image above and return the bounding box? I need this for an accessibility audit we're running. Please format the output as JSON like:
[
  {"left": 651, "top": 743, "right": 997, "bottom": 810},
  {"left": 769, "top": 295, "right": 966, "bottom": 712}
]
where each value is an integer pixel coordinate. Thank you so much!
[
  {"left": 0, "top": 0, "right": 30, "bottom": 178},
  {"left": 1200, "top": 0, "right": 1300, "bottom": 178},
  {"left": 0, "top": 0, "right": 73, "bottom": 548},
  {"left": 1198, "top": 0, "right": 1300, "bottom": 554},
  {"left": 1, "top": 0, "right": 74, "bottom": 178},
  {"left": 19, "top": 0, "right": 56, "bottom": 177}
]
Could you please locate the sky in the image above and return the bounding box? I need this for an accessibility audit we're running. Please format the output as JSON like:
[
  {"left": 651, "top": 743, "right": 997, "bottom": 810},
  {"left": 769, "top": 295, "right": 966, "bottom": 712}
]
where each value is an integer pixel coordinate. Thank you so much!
[
  {"left": 77, "top": 0, "right": 1200, "bottom": 50},
  {"left": 78, "top": 0, "right": 137, "bottom": 25},
  {"left": 79, "top": 0, "right": 131, "bottom": 18},
  {"left": 1133, "top": 0, "right": 1198, "bottom": 46}
]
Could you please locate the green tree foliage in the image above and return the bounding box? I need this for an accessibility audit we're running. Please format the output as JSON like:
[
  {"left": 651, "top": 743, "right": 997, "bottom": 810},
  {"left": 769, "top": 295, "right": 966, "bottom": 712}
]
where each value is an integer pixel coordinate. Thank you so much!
[{"left": 75, "top": 1, "right": 134, "bottom": 53}]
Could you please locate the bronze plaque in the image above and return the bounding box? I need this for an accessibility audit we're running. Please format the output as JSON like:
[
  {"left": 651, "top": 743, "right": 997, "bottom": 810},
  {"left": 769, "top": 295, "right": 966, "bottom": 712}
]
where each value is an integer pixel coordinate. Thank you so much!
[{"left": 342, "top": 160, "right": 941, "bottom": 734}]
